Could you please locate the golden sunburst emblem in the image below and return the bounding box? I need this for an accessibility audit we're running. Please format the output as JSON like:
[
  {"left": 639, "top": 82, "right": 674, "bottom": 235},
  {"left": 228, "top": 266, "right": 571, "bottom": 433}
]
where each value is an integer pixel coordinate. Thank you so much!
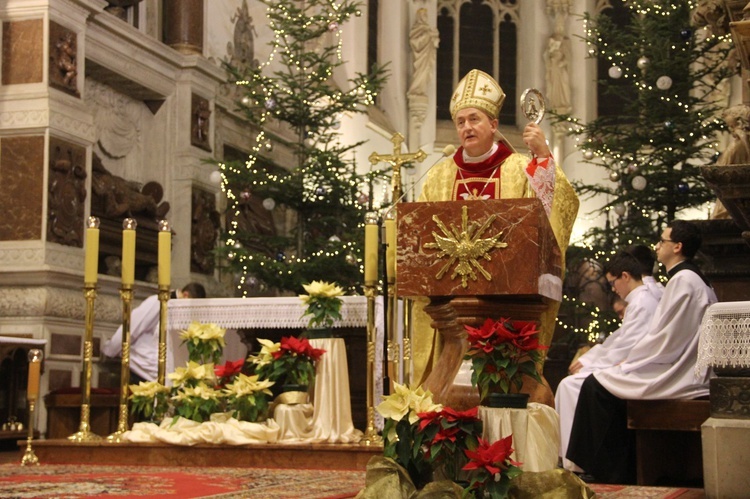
[{"left": 423, "top": 205, "right": 508, "bottom": 288}]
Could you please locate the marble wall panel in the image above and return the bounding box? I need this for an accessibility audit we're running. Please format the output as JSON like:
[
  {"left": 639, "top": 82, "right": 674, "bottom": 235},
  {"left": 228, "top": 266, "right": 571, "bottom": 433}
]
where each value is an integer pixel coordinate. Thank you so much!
[
  {"left": 1, "top": 19, "right": 44, "bottom": 85},
  {"left": 0, "top": 136, "right": 44, "bottom": 241}
]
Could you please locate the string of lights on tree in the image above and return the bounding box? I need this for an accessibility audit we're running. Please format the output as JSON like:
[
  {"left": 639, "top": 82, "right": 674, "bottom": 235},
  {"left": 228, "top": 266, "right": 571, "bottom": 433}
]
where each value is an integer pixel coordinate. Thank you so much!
[
  {"left": 216, "top": 0, "right": 387, "bottom": 295},
  {"left": 549, "top": 0, "right": 734, "bottom": 343},
  {"left": 552, "top": 0, "right": 733, "bottom": 252}
]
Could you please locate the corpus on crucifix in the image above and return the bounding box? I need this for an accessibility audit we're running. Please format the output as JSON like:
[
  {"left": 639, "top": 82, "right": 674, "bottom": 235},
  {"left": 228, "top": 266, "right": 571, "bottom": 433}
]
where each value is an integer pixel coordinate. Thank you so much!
[{"left": 369, "top": 132, "right": 427, "bottom": 202}]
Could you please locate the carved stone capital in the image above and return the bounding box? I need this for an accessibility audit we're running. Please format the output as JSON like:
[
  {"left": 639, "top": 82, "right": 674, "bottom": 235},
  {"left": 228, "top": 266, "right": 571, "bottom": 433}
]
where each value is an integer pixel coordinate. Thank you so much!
[{"left": 711, "top": 376, "right": 750, "bottom": 419}]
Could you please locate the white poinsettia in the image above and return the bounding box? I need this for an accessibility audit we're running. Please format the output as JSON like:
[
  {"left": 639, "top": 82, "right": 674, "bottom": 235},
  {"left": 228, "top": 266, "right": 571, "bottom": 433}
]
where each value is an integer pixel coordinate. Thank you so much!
[
  {"left": 168, "top": 360, "right": 216, "bottom": 386},
  {"left": 180, "top": 321, "right": 227, "bottom": 344},
  {"left": 299, "top": 280, "right": 344, "bottom": 301},
  {"left": 171, "top": 382, "right": 223, "bottom": 402},
  {"left": 129, "top": 380, "right": 169, "bottom": 398},
  {"left": 299, "top": 280, "right": 344, "bottom": 329},
  {"left": 376, "top": 382, "right": 442, "bottom": 425},
  {"left": 223, "top": 373, "right": 275, "bottom": 397},
  {"left": 247, "top": 338, "right": 280, "bottom": 367}
]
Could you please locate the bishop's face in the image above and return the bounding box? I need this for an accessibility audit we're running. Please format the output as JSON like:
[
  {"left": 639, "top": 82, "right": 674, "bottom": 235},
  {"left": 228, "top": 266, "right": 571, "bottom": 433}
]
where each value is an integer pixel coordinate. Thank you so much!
[{"left": 454, "top": 108, "right": 498, "bottom": 157}]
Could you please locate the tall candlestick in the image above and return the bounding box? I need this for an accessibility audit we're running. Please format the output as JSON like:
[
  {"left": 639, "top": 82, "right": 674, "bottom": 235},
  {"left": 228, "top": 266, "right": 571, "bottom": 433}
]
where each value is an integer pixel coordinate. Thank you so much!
[
  {"left": 27, "top": 350, "right": 42, "bottom": 401},
  {"left": 384, "top": 210, "right": 396, "bottom": 283},
  {"left": 364, "top": 212, "right": 379, "bottom": 285},
  {"left": 121, "top": 218, "right": 137, "bottom": 286},
  {"left": 158, "top": 220, "right": 171, "bottom": 287},
  {"left": 84, "top": 217, "right": 100, "bottom": 284}
]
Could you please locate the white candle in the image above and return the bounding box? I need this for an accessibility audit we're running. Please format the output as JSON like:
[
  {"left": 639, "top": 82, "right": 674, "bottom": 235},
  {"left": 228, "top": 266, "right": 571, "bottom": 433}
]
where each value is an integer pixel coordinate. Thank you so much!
[{"left": 84, "top": 217, "right": 100, "bottom": 284}]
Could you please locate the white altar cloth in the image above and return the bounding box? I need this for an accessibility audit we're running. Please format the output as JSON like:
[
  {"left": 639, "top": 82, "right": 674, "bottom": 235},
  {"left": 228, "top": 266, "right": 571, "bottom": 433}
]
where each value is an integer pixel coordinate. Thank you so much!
[
  {"left": 478, "top": 403, "right": 560, "bottom": 472},
  {"left": 167, "top": 296, "right": 367, "bottom": 330}
]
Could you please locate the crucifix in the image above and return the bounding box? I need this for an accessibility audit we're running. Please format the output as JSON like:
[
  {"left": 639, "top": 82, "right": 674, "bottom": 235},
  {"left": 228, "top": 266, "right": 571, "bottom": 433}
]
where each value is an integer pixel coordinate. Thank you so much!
[{"left": 368, "top": 132, "right": 427, "bottom": 202}]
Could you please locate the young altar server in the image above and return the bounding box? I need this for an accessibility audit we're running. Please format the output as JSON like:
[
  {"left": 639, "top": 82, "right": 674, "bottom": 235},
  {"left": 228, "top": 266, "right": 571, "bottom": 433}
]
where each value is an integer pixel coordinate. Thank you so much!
[
  {"left": 566, "top": 220, "right": 717, "bottom": 484},
  {"left": 556, "top": 247, "right": 661, "bottom": 471}
]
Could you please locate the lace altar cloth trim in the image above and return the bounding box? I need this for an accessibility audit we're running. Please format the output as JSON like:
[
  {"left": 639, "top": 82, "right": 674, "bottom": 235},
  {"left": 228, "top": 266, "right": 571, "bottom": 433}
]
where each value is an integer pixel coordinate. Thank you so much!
[
  {"left": 697, "top": 301, "right": 750, "bottom": 374},
  {"left": 167, "top": 296, "right": 367, "bottom": 330}
]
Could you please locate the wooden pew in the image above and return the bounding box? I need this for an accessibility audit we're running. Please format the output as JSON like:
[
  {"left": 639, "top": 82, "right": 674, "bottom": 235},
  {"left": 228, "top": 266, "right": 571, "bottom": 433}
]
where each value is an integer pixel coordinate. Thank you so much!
[{"left": 626, "top": 398, "right": 710, "bottom": 486}]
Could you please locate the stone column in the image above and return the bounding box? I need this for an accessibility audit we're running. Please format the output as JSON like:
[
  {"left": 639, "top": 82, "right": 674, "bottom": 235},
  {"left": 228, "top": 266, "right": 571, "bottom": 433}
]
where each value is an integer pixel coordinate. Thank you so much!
[{"left": 162, "top": 0, "right": 204, "bottom": 55}]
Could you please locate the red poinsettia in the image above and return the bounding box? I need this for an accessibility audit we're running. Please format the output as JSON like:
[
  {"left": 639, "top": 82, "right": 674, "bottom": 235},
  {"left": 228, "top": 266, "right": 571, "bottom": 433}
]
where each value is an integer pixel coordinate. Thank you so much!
[
  {"left": 464, "top": 318, "right": 548, "bottom": 400},
  {"left": 463, "top": 435, "right": 523, "bottom": 497},
  {"left": 253, "top": 336, "right": 326, "bottom": 387},
  {"left": 417, "top": 406, "right": 482, "bottom": 477},
  {"left": 274, "top": 336, "right": 326, "bottom": 362},
  {"left": 214, "top": 359, "right": 245, "bottom": 387}
]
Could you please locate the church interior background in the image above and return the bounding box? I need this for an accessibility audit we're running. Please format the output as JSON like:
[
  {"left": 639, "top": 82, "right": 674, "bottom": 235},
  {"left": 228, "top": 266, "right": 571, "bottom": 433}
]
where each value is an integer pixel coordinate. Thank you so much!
[{"left": 1, "top": 0, "right": 749, "bottom": 495}]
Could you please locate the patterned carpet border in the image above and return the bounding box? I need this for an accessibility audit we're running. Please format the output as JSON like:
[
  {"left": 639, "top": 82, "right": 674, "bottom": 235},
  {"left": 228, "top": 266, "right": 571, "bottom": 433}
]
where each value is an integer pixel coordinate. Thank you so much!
[{"left": 0, "top": 463, "right": 365, "bottom": 498}]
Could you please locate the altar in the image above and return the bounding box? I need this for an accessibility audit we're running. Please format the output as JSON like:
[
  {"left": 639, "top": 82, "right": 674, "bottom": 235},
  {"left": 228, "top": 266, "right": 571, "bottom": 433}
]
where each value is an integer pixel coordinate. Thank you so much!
[{"left": 166, "top": 296, "right": 392, "bottom": 436}]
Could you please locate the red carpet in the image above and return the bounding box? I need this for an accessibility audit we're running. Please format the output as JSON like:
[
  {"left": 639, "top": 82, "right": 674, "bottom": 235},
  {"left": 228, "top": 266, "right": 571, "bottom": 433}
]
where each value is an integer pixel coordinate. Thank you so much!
[
  {"left": 0, "top": 463, "right": 364, "bottom": 498},
  {"left": 0, "top": 463, "right": 706, "bottom": 498}
]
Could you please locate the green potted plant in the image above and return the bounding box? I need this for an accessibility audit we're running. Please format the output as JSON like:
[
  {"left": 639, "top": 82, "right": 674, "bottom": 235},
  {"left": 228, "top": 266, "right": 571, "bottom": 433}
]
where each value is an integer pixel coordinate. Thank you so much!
[
  {"left": 463, "top": 318, "right": 547, "bottom": 408},
  {"left": 129, "top": 381, "right": 170, "bottom": 422},
  {"left": 299, "top": 280, "right": 344, "bottom": 338}
]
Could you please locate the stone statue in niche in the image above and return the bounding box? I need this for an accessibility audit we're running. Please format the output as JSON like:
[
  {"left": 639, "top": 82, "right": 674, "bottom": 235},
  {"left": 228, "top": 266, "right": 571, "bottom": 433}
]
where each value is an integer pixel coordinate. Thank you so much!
[
  {"left": 191, "top": 189, "right": 220, "bottom": 274},
  {"left": 47, "top": 141, "right": 86, "bottom": 247},
  {"left": 104, "top": 0, "right": 144, "bottom": 22},
  {"left": 711, "top": 103, "right": 750, "bottom": 219},
  {"left": 49, "top": 23, "right": 79, "bottom": 95},
  {"left": 91, "top": 154, "right": 170, "bottom": 220},
  {"left": 191, "top": 95, "right": 212, "bottom": 151},
  {"left": 407, "top": 8, "right": 439, "bottom": 98},
  {"left": 57, "top": 33, "right": 77, "bottom": 88}
]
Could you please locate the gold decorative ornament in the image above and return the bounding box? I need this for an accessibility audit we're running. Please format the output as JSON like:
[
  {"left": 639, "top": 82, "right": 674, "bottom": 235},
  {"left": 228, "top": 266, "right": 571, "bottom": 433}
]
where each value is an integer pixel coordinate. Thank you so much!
[{"left": 423, "top": 205, "right": 508, "bottom": 288}]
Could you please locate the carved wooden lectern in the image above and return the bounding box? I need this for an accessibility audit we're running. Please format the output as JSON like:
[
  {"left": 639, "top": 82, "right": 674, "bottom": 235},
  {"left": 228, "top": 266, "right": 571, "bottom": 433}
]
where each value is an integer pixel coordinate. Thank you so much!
[{"left": 396, "top": 199, "right": 562, "bottom": 410}]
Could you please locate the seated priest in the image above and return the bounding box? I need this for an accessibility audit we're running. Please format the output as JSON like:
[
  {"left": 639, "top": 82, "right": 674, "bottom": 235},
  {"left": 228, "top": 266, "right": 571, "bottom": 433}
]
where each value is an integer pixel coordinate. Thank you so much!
[
  {"left": 413, "top": 69, "right": 579, "bottom": 404},
  {"left": 566, "top": 220, "right": 717, "bottom": 484}
]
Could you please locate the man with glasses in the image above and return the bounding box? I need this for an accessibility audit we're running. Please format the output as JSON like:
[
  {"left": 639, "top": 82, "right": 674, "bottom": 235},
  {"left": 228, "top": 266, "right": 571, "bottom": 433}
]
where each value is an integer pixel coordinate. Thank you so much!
[
  {"left": 566, "top": 220, "right": 717, "bottom": 484},
  {"left": 555, "top": 247, "right": 661, "bottom": 472}
]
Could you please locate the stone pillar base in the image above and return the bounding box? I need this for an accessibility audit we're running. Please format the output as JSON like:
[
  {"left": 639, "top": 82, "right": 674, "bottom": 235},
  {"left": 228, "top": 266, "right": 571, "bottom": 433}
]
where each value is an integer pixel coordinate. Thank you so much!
[{"left": 701, "top": 417, "right": 750, "bottom": 498}]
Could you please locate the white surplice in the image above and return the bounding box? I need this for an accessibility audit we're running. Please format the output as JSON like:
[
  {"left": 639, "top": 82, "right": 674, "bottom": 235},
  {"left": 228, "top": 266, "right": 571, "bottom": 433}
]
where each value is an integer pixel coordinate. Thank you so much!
[
  {"left": 555, "top": 284, "right": 661, "bottom": 470},
  {"left": 595, "top": 267, "right": 718, "bottom": 399}
]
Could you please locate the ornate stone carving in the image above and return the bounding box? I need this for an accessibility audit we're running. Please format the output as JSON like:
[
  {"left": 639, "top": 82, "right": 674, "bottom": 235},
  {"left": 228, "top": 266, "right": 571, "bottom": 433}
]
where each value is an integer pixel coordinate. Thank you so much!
[
  {"left": 191, "top": 188, "right": 220, "bottom": 275},
  {"left": 701, "top": 164, "right": 750, "bottom": 232},
  {"left": 711, "top": 376, "right": 750, "bottom": 419},
  {"left": 229, "top": 0, "right": 258, "bottom": 69},
  {"left": 87, "top": 80, "right": 142, "bottom": 161},
  {"left": 191, "top": 94, "right": 212, "bottom": 151},
  {"left": 47, "top": 138, "right": 86, "bottom": 247},
  {"left": 91, "top": 153, "right": 170, "bottom": 220},
  {"left": 0, "top": 286, "right": 122, "bottom": 322},
  {"left": 49, "top": 22, "right": 78, "bottom": 96}
]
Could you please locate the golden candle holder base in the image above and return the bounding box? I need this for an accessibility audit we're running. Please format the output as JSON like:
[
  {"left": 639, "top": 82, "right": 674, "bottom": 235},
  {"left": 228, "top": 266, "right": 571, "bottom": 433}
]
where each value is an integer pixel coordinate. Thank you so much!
[
  {"left": 105, "top": 430, "right": 128, "bottom": 443},
  {"left": 68, "top": 429, "right": 103, "bottom": 443},
  {"left": 20, "top": 438, "right": 39, "bottom": 466}
]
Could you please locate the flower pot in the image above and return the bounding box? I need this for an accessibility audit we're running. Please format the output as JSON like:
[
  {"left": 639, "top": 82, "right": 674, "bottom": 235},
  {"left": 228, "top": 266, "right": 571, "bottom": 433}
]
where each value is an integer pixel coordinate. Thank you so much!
[
  {"left": 305, "top": 327, "right": 334, "bottom": 339},
  {"left": 482, "top": 392, "right": 529, "bottom": 409},
  {"left": 275, "top": 384, "right": 309, "bottom": 405}
]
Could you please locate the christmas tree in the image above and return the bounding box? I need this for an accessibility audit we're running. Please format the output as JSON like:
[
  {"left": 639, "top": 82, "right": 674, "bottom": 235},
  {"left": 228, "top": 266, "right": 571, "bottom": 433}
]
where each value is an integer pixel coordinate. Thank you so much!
[
  {"left": 219, "top": 0, "right": 387, "bottom": 295},
  {"left": 549, "top": 0, "right": 734, "bottom": 345},
  {"left": 555, "top": 0, "right": 734, "bottom": 254}
]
